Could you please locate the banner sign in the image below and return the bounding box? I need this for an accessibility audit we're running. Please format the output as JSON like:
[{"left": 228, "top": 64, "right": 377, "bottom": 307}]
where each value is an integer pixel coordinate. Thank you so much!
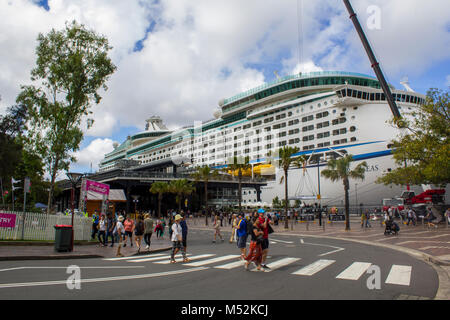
[
  {"left": 85, "top": 180, "right": 110, "bottom": 195},
  {"left": 0, "top": 213, "right": 17, "bottom": 228}
]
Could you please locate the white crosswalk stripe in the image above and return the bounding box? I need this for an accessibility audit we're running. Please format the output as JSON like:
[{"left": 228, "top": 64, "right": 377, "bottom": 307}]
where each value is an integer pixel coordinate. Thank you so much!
[
  {"left": 127, "top": 254, "right": 192, "bottom": 263},
  {"left": 214, "top": 260, "right": 245, "bottom": 270},
  {"left": 155, "top": 254, "right": 215, "bottom": 264},
  {"left": 183, "top": 255, "right": 240, "bottom": 267},
  {"left": 292, "top": 259, "right": 336, "bottom": 276},
  {"left": 103, "top": 253, "right": 166, "bottom": 261},
  {"left": 385, "top": 265, "right": 412, "bottom": 286},
  {"left": 252, "top": 257, "right": 300, "bottom": 272},
  {"left": 336, "top": 262, "right": 372, "bottom": 280}
]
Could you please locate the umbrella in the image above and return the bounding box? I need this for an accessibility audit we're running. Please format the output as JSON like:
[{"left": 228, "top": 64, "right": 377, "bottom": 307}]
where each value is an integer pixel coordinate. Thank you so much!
[
  {"left": 35, "top": 203, "right": 47, "bottom": 209},
  {"left": 257, "top": 208, "right": 265, "bottom": 213}
]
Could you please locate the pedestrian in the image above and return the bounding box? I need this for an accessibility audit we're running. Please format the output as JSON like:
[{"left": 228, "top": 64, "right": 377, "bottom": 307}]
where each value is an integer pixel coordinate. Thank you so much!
[
  {"left": 180, "top": 214, "right": 188, "bottom": 256},
  {"left": 258, "top": 210, "right": 273, "bottom": 270},
  {"left": 360, "top": 211, "right": 365, "bottom": 228},
  {"left": 244, "top": 219, "right": 264, "bottom": 272},
  {"left": 170, "top": 214, "right": 190, "bottom": 263},
  {"left": 143, "top": 214, "right": 153, "bottom": 251},
  {"left": 213, "top": 215, "right": 224, "bottom": 243},
  {"left": 123, "top": 216, "right": 135, "bottom": 247},
  {"left": 106, "top": 213, "right": 116, "bottom": 247},
  {"left": 91, "top": 210, "right": 99, "bottom": 240},
  {"left": 407, "top": 207, "right": 416, "bottom": 226},
  {"left": 134, "top": 214, "right": 144, "bottom": 253},
  {"left": 445, "top": 208, "right": 450, "bottom": 226},
  {"left": 364, "top": 210, "right": 371, "bottom": 228},
  {"left": 229, "top": 214, "right": 238, "bottom": 243},
  {"left": 115, "top": 216, "right": 125, "bottom": 257},
  {"left": 235, "top": 213, "right": 248, "bottom": 260},
  {"left": 98, "top": 214, "right": 107, "bottom": 246}
]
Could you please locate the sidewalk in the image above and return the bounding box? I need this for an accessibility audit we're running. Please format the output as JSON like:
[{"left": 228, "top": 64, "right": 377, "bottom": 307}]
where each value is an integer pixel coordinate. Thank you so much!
[
  {"left": 0, "top": 237, "right": 172, "bottom": 261},
  {"left": 186, "top": 216, "right": 450, "bottom": 266}
]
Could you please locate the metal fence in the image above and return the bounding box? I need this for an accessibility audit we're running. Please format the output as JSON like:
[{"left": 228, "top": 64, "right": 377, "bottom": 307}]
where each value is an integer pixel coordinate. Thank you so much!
[{"left": 0, "top": 211, "right": 92, "bottom": 241}]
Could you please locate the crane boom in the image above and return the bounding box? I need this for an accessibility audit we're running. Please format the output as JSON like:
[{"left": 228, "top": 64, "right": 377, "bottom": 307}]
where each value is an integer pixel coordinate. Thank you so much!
[{"left": 342, "top": 0, "right": 401, "bottom": 119}]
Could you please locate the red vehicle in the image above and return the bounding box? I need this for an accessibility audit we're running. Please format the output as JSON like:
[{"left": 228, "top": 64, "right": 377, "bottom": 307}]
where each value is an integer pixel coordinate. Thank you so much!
[{"left": 382, "top": 189, "right": 445, "bottom": 212}]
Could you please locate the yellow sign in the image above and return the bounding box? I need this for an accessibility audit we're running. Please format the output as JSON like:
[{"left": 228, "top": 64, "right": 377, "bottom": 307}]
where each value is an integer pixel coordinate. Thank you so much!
[{"left": 317, "top": 194, "right": 321, "bottom": 200}]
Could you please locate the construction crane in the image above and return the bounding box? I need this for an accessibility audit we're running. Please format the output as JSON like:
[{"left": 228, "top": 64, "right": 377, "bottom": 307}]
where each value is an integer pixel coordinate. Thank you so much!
[{"left": 342, "top": 0, "right": 402, "bottom": 119}]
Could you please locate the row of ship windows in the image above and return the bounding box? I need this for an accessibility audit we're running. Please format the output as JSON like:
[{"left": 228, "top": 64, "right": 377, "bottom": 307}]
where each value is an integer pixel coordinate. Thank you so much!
[
  {"left": 337, "top": 88, "right": 425, "bottom": 104},
  {"left": 191, "top": 138, "right": 354, "bottom": 164},
  {"left": 134, "top": 123, "right": 355, "bottom": 163}
]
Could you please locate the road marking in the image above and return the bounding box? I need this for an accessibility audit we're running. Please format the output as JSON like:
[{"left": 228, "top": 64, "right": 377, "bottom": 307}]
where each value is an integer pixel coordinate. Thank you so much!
[
  {"left": 253, "top": 257, "right": 300, "bottom": 272},
  {"left": 0, "top": 266, "right": 145, "bottom": 272},
  {"left": 318, "top": 248, "right": 345, "bottom": 257},
  {"left": 300, "top": 240, "right": 345, "bottom": 257},
  {"left": 214, "top": 260, "right": 246, "bottom": 270},
  {"left": 183, "top": 255, "right": 239, "bottom": 267},
  {"left": 336, "top": 262, "right": 372, "bottom": 280},
  {"left": 0, "top": 267, "right": 209, "bottom": 289},
  {"left": 127, "top": 254, "right": 192, "bottom": 263},
  {"left": 270, "top": 238, "right": 294, "bottom": 244},
  {"left": 385, "top": 265, "right": 412, "bottom": 286},
  {"left": 104, "top": 253, "right": 166, "bottom": 261},
  {"left": 155, "top": 254, "right": 216, "bottom": 265},
  {"left": 292, "top": 259, "right": 336, "bottom": 276}
]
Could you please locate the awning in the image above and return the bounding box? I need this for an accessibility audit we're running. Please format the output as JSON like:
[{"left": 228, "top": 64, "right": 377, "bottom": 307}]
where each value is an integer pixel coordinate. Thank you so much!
[{"left": 86, "top": 189, "right": 126, "bottom": 201}]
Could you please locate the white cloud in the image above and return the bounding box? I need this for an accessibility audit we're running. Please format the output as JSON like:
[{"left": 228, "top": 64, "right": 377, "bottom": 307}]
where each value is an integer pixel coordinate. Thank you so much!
[
  {"left": 446, "top": 75, "right": 450, "bottom": 87},
  {"left": 72, "top": 138, "right": 116, "bottom": 171}
]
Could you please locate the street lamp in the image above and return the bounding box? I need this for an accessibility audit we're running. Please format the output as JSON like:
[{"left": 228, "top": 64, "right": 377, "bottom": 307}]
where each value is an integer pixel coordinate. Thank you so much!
[{"left": 67, "top": 172, "right": 83, "bottom": 252}]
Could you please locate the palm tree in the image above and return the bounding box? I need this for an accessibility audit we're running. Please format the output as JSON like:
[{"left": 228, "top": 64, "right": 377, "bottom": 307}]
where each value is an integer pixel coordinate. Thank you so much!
[
  {"left": 191, "top": 166, "right": 219, "bottom": 225},
  {"left": 149, "top": 181, "right": 169, "bottom": 218},
  {"left": 273, "top": 146, "right": 300, "bottom": 229},
  {"left": 226, "top": 156, "right": 251, "bottom": 212},
  {"left": 321, "top": 155, "right": 368, "bottom": 230},
  {"left": 169, "top": 179, "right": 195, "bottom": 213}
]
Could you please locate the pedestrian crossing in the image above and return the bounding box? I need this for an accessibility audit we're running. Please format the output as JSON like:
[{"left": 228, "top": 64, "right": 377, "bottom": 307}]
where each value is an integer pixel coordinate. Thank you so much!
[{"left": 103, "top": 253, "right": 413, "bottom": 286}]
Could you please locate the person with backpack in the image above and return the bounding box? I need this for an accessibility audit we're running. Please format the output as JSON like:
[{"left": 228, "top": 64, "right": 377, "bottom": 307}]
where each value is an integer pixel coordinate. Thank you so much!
[
  {"left": 179, "top": 214, "right": 189, "bottom": 256},
  {"left": 134, "top": 215, "right": 145, "bottom": 253},
  {"left": 235, "top": 213, "right": 248, "bottom": 260},
  {"left": 244, "top": 218, "right": 264, "bottom": 272}
]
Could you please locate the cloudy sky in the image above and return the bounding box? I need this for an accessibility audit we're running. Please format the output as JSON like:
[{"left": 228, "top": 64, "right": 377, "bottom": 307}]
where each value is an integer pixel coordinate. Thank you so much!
[{"left": 1, "top": 0, "right": 449, "bottom": 175}]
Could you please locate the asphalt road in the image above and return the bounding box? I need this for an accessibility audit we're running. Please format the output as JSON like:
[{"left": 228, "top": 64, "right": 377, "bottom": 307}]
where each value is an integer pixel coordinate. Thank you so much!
[{"left": 0, "top": 229, "right": 439, "bottom": 300}]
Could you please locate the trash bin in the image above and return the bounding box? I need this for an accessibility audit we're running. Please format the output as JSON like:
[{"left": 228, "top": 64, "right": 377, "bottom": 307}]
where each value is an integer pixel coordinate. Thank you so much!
[{"left": 54, "top": 225, "right": 73, "bottom": 252}]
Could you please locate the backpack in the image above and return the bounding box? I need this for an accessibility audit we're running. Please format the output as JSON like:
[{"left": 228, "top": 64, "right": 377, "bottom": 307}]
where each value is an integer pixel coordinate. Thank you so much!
[
  {"left": 135, "top": 221, "right": 144, "bottom": 234},
  {"left": 246, "top": 220, "right": 253, "bottom": 235}
]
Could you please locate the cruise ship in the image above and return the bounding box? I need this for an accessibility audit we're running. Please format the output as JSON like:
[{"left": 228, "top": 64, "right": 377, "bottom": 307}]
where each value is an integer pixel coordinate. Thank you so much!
[{"left": 99, "top": 71, "right": 430, "bottom": 208}]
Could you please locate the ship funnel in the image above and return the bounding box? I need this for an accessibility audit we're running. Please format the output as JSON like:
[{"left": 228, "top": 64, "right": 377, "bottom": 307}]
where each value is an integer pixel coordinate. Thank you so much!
[{"left": 400, "top": 77, "right": 415, "bottom": 92}]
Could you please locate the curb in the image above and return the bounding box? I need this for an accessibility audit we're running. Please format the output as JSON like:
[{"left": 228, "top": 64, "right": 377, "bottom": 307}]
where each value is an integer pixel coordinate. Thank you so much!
[{"left": 0, "top": 241, "right": 99, "bottom": 247}]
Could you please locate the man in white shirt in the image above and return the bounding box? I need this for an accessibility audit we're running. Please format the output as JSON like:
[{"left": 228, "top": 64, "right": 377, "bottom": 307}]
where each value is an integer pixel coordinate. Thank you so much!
[
  {"left": 115, "top": 216, "right": 125, "bottom": 257},
  {"left": 170, "top": 214, "right": 190, "bottom": 263}
]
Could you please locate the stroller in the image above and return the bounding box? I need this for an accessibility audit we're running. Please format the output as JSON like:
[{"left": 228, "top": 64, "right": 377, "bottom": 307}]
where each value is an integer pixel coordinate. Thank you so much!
[{"left": 384, "top": 218, "right": 400, "bottom": 236}]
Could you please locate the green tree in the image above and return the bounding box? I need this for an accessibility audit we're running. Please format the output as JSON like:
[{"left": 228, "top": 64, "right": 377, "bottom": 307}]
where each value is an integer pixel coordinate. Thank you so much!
[
  {"left": 191, "top": 166, "right": 219, "bottom": 225},
  {"left": 150, "top": 181, "right": 169, "bottom": 218},
  {"left": 0, "top": 103, "right": 48, "bottom": 210},
  {"left": 169, "top": 179, "right": 195, "bottom": 213},
  {"left": 17, "top": 21, "right": 116, "bottom": 214},
  {"left": 377, "top": 89, "right": 449, "bottom": 186},
  {"left": 272, "top": 146, "right": 300, "bottom": 229},
  {"left": 226, "top": 156, "right": 251, "bottom": 212},
  {"left": 272, "top": 196, "right": 281, "bottom": 208},
  {"left": 321, "top": 155, "right": 368, "bottom": 230}
]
